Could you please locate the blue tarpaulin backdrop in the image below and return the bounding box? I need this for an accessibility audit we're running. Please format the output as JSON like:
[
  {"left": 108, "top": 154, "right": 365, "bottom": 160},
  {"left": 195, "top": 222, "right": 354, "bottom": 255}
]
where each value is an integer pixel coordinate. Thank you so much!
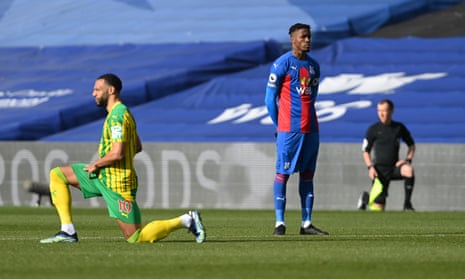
[
  {"left": 37, "top": 38, "right": 465, "bottom": 143},
  {"left": 1, "top": 0, "right": 464, "bottom": 142}
]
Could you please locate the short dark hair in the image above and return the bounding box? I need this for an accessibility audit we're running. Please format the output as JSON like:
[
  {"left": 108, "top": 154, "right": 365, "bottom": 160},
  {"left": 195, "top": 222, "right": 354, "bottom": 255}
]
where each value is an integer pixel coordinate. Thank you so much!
[
  {"left": 97, "top": 73, "right": 122, "bottom": 93},
  {"left": 289, "top": 23, "right": 310, "bottom": 35},
  {"left": 378, "top": 99, "right": 394, "bottom": 110}
]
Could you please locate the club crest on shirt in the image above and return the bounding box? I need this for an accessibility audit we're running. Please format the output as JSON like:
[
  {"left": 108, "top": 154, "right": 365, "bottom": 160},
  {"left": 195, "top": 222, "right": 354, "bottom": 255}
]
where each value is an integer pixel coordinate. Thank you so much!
[
  {"left": 309, "top": 65, "right": 315, "bottom": 75},
  {"left": 309, "top": 65, "right": 319, "bottom": 86}
]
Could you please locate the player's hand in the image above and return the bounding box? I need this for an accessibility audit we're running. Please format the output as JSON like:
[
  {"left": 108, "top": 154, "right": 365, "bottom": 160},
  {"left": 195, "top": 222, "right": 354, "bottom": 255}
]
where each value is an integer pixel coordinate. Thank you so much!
[
  {"left": 396, "top": 159, "right": 410, "bottom": 167},
  {"left": 368, "top": 166, "right": 377, "bottom": 180},
  {"left": 84, "top": 164, "right": 100, "bottom": 178}
]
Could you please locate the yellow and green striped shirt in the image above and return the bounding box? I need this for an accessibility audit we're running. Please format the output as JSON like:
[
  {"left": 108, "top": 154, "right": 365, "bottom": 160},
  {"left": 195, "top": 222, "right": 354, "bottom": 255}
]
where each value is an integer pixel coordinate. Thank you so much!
[{"left": 99, "top": 101, "right": 138, "bottom": 200}]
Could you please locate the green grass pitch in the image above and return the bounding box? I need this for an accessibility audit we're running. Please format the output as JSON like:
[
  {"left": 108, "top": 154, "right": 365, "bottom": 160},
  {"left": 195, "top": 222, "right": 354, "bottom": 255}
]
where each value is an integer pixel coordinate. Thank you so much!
[{"left": 1, "top": 207, "right": 464, "bottom": 279}]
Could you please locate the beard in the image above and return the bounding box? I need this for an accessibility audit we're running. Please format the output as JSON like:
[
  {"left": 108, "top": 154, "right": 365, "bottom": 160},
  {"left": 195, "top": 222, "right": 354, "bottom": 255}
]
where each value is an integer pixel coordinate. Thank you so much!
[
  {"left": 97, "top": 101, "right": 106, "bottom": 107},
  {"left": 96, "top": 98, "right": 108, "bottom": 107},
  {"left": 96, "top": 93, "right": 108, "bottom": 107}
]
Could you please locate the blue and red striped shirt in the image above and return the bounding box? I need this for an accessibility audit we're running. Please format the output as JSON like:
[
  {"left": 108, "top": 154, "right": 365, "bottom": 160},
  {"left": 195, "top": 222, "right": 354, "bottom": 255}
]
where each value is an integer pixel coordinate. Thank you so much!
[{"left": 265, "top": 51, "right": 320, "bottom": 133}]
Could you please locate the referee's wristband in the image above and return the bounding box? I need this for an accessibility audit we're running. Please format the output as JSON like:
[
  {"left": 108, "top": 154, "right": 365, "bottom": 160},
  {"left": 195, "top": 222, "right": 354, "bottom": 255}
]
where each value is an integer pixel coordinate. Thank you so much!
[
  {"left": 405, "top": 158, "right": 412, "bottom": 163},
  {"left": 367, "top": 165, "right": 373, "bottom": 170}
]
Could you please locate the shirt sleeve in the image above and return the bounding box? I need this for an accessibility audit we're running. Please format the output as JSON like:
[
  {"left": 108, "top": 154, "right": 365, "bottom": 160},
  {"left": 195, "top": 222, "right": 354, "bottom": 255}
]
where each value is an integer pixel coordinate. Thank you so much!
[
  {"left": 264, "top": 60, "right": 286, "bottom": 128},
  {"left": 362, "top": 124, "right": 375, "bottom": 152},
  {"left": 109, "top": 109, "right": 125, "bottom": 143},
  {"left": 401, "top": 123, "right": 415, "bottom": 146}
]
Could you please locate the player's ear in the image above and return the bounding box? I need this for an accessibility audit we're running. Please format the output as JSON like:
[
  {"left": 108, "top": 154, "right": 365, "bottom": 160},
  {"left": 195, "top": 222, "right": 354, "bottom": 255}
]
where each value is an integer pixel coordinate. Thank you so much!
[{"left": 108, "top": 85, "right": 115, "bottom": 95}]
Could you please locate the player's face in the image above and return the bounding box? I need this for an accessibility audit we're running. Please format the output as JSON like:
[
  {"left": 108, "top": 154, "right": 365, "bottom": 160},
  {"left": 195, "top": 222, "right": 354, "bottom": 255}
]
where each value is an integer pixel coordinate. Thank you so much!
[
  {"left": 377, "top": 103, "right": 393, "bottom": 124},
  {"left": 291, "top": 28, "right": 311, "bottom": 53},
  {"left": 92, "top": 79, "right": 110, "bottom": 107}
]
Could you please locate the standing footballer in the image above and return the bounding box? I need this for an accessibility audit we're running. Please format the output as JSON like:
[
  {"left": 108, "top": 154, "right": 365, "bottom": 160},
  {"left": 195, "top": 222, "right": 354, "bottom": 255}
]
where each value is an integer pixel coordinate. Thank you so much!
[{"left": 265, "top": 23, "right": 328, "bottom": 236}]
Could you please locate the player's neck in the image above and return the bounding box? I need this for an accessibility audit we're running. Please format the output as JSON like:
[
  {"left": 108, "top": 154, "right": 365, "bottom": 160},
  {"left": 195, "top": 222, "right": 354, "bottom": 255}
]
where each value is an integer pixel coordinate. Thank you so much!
[
  {"left": 106, "top": 97, "right": 121, "bottom": 112},
  {"left": 292, "top": 49, "right": 307, "bottom": 60}
]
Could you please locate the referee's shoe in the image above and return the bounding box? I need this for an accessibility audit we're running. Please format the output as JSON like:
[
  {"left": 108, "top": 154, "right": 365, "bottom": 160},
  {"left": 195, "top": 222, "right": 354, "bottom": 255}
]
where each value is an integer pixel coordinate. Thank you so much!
[{"left": 357, "top": 191, "right": 369, "bottom": 210}]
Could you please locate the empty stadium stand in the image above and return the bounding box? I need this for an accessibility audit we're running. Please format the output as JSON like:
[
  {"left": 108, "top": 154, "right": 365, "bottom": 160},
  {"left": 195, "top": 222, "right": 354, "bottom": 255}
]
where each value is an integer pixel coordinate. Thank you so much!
[
  {"left": 1, "top": 0, "right": 464, "bottom": 142},
  {"left": 0, "top": 0, "right": 464, "bottom": 210}
]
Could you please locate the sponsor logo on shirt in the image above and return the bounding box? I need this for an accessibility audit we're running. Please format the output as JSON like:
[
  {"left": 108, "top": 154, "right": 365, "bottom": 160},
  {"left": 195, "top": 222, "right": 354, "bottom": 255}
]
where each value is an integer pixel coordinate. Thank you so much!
[{"left": 297, "top": 67, "right": 311, "bottom": 95}]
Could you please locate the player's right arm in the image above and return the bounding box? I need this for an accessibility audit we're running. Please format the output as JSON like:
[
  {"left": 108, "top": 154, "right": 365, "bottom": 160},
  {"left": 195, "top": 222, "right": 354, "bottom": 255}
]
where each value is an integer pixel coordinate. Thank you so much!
[
  {"left": 85, "top": 141, "right": 125, "bottom": 177},
  {"left": 362, "top": 125, "right": 377, "bottom": 179},
  {"left": 265, "top": 60, "right": 286, "bottom": 128}
]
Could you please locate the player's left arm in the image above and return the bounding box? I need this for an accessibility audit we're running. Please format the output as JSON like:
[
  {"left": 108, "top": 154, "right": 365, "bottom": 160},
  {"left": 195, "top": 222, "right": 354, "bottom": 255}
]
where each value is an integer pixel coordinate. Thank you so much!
[
  {"left": 405, "top": 144, "right": 415, "bottom": 163},
  {"left": 311, "top": 59, "right": 321, "bottom": 97},
  {"left": 135, "top": 132, "right": 142, "bottom": 153},
  {"left": 401, "top": 123, "right": 415, "bottom": 163}
]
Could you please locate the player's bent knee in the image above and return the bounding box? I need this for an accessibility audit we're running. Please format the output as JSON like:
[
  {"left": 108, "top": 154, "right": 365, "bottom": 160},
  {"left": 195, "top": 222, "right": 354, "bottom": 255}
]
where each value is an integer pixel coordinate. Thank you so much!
[{"left": 402, "top": 166, "right": 414, "bottom": 177}]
